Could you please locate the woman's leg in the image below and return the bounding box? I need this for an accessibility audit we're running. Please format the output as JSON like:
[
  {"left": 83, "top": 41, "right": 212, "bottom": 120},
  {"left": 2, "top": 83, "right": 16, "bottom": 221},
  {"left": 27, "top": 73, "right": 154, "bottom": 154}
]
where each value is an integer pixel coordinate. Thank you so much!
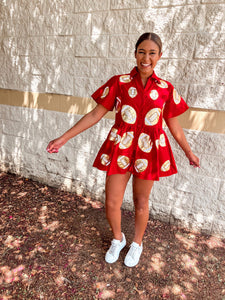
[
  {"left": 132, "top": 176, "right": 154, "bottom": 245},
  {"left": 105, "top": 172, "right": 131, "bottom": 240},
  {"left": 124, "top": 177, "right": 154, "bottom": 267}
]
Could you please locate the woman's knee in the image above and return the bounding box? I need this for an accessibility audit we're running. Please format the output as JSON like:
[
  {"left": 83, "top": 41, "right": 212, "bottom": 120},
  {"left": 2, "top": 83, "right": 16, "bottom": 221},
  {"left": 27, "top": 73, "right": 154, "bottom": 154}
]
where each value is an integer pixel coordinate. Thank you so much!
[
  {"left": 134, "top": 196, "right": 149, "bottom": 213},
  {"left": 105, "top": 196, "right": 122, "bottom": 211}
]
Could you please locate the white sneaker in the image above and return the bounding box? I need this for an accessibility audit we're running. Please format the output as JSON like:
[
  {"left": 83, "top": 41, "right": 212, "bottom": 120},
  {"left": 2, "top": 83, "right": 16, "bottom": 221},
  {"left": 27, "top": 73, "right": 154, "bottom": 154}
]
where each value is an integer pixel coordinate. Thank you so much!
[
  {"left": 105, "top": 233, "right": 126, "bottom": 264},
  {"left": 124, "top": 242, "right": 143, "bottom": 267}
]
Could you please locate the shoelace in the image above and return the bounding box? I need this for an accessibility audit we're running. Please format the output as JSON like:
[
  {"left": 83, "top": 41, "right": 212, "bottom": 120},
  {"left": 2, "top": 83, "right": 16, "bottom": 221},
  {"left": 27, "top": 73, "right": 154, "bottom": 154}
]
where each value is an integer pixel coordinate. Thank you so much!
[
  {"left": 109, "top": 241, "right": 120, "bottom": 255},
  {"left": 128, "top": 245, "right": 140, "bottom": 259}
]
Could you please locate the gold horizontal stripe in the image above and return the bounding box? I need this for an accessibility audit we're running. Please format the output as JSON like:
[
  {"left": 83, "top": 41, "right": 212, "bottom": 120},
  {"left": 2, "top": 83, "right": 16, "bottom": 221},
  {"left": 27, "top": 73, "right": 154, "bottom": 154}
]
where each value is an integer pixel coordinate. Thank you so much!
[
  {"left": 0, "top": 88, "right": 224, "bottom": 134},
  {"left": 178, "top": 108, "right": 225, "bottom": 134}
]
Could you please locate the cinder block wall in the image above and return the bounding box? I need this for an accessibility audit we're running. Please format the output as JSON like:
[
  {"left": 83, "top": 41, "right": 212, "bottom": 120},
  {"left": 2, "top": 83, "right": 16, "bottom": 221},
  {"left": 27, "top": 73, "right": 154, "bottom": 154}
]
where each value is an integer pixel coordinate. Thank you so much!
[{"left": 0, "top": 0, "right": 225, "bottom": 237}]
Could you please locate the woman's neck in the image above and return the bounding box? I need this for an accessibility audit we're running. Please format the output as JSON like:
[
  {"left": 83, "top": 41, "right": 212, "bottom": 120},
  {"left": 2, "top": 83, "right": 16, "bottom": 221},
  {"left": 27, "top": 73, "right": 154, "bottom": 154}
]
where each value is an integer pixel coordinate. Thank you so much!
[
  {"left": 138, "top": 69, "right": 154, "bottom": 88},
  {"left": 141, "top": 77, "right": 148, "bottom": 88}
]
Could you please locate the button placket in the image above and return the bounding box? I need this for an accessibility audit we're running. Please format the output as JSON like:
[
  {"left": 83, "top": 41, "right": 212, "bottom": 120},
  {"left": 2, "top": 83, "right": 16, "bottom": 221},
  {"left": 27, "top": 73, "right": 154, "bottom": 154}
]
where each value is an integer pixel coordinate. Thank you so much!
[{"left": 131, "top": 76, "right": 151, "bottom": 161}]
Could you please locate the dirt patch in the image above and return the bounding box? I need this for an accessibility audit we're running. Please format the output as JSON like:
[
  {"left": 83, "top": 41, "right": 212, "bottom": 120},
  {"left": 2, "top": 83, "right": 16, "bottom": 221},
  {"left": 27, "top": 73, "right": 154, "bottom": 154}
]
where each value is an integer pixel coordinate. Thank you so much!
[{"left": 0, "top": 172, "right": 225, "bottom": 299}]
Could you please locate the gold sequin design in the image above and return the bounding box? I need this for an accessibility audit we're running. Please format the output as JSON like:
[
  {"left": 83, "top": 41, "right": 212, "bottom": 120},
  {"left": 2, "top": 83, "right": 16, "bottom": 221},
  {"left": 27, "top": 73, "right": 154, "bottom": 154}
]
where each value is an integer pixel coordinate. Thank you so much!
[
  {"left": 145, "top": 108, "right": 161, "bottom": 126},
  {"left": 121, "top": 105, "right": 137, "bottom": 124},
  {"left": 100, "top": 154, "right": 111, "bottom": 166},
  {"left": 134, "top": 159, "right": 148, "bottom": 173},
  {"left": 173, "top": 89, "right": 181, "bottom": 104},
  {"left": 138, "top": 133, "right": 153, "bottom": 153},
  {"left": 159, "top": 134, "right": 166, "bottom": 147},
  {"left": 109, "top": 129, "right": 121, "bottom": 145},
  {"left": 101, "top": 86, "right": 109, "bottom": 99},
  {"left": 117, "top": 155, "right": 130, "bottom": 169},
  {"left": 157, "top": 80, "right": 168, "bottom": 89},
  {"left": 114, "top": 134, "right": 121, "bottom": 145},
  {"left": 120, "top": 75, "right": 131, "bottom": 83},
  {"left": 109, "top": 128, "right": 118, "bottom": 142},
  {"left": 115, "top": 97, "right": 121, "bottom": 113},
  {"left": 161, "top": 160, "right": 171, "bottom": 172},
  {"left": 150, "top": 89, "right": 159, "bottom": 100},
  {"left": 128, "top": 87, "right": 137, "bottom": 98},
  {"left": 119, "top": 132, "right": 134, "bottom": 149}
]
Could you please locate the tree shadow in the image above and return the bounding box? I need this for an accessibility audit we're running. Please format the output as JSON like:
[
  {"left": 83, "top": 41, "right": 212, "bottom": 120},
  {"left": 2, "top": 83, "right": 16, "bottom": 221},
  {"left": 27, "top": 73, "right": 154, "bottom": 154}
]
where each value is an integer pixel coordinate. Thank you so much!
[
  {"left": 0, "top": 172, "right": 225, "bottom": 299},
  {"left": 1, "top": 3, "right": 225, "bottom": 298}
]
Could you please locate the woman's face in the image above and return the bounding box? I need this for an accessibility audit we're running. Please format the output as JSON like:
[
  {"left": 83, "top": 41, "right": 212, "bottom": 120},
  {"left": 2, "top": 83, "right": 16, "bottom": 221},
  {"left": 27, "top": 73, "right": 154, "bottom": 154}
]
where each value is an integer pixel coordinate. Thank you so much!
[{"left": 135, "top": 39, "right": 162, "bottom": 78}]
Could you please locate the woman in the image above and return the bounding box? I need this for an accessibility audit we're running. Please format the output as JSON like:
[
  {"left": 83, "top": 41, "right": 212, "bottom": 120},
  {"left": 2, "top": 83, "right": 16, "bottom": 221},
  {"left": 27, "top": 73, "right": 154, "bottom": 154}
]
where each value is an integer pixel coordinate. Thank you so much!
[{"left": 47, "top": 33, "right": 200, "bottom": 268}]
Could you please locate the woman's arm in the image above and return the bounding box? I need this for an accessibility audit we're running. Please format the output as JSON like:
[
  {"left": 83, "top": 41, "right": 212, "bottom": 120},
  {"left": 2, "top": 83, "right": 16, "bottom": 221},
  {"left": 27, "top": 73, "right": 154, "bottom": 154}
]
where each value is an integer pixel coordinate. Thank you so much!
[
  {"left": 165, "top": 116, "right": 200, "bottom": 168},
  {"left": 46, "top": 104, "right": 109, "bottom": 153}
]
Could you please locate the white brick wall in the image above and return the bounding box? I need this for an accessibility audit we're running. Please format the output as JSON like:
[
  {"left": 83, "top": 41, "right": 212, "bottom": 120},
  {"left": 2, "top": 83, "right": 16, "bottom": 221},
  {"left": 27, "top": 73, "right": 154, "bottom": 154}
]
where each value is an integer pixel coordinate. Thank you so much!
[
  {"left": 0, "top": 1, "right": 224, "bottom": 107},
  {"left": 0, "top": 1, "right": 225, "bottom": 237},
  {"left": 1, "top": 104, "right": 225, "bottom": 237}
]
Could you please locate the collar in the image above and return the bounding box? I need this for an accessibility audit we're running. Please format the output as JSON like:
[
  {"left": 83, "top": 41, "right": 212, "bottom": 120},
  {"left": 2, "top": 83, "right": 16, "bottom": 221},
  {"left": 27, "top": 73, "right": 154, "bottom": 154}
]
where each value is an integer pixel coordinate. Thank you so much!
[{"left": 130, "top": 67, "right": 161, "bottom": 83}]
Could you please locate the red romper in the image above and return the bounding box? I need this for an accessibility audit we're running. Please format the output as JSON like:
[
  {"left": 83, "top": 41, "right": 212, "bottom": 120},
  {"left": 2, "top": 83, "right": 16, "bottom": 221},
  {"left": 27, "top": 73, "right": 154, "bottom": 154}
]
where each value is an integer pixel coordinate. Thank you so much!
[{"left": 91, "top": 67, "right": 189, "bottom": 181}]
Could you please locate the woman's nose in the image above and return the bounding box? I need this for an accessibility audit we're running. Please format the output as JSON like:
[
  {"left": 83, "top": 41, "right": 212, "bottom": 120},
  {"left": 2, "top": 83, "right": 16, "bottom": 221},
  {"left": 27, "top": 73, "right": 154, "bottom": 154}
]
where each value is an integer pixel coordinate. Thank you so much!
[{"left": 143, "top": 54, "right": 150, "bottom": 62}]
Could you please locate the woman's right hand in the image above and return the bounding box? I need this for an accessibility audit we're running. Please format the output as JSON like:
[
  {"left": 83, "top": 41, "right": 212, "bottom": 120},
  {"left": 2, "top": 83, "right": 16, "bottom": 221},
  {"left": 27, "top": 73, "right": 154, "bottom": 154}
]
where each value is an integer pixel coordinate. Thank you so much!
[{"left": 46, "top": 136, "right": 67, "bottom": 153}]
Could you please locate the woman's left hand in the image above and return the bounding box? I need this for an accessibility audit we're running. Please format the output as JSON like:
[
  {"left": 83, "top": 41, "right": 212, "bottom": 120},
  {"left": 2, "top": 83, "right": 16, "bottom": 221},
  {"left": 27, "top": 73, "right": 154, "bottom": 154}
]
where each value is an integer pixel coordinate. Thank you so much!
[{"left": 186, "top": 151, "right": 200, "bottom": 168}]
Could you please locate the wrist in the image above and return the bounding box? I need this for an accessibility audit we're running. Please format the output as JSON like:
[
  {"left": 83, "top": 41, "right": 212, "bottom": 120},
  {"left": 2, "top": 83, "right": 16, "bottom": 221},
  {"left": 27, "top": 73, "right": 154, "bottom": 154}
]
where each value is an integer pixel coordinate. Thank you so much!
[
  {"left": 184, "top": 149, "right": 192, "bottom": 158},
  {"left": 61, "top": 134, "right": 69, "bottom": 144}
]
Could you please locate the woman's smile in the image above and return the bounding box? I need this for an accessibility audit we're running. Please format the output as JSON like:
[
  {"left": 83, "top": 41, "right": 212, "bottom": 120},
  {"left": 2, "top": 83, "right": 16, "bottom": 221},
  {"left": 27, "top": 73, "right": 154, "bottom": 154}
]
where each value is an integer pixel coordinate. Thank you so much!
[
  {"left": 135, "top": 39, "right": 162, "bottom": 79},
  {"left": 141, "top": 63, "right": 152, "bottom": 68}
]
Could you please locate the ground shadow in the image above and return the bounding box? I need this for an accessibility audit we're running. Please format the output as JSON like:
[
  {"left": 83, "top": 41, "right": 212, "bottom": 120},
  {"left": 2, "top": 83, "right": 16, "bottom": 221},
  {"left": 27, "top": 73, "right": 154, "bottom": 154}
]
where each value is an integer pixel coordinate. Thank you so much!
[{"left": 0, "top": 172, "right": 225, "bottom": 300}]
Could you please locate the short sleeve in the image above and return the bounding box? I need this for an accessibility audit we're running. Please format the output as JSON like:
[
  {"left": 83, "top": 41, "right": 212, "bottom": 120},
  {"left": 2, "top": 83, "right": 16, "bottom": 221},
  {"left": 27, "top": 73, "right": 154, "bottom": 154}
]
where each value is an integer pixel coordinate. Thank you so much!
[
  {"left": 91, "top": 76, "right": 119, "bottom": 111},
  {"left": 163, "top": 86, "right": 189, "bottom": 119}
]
